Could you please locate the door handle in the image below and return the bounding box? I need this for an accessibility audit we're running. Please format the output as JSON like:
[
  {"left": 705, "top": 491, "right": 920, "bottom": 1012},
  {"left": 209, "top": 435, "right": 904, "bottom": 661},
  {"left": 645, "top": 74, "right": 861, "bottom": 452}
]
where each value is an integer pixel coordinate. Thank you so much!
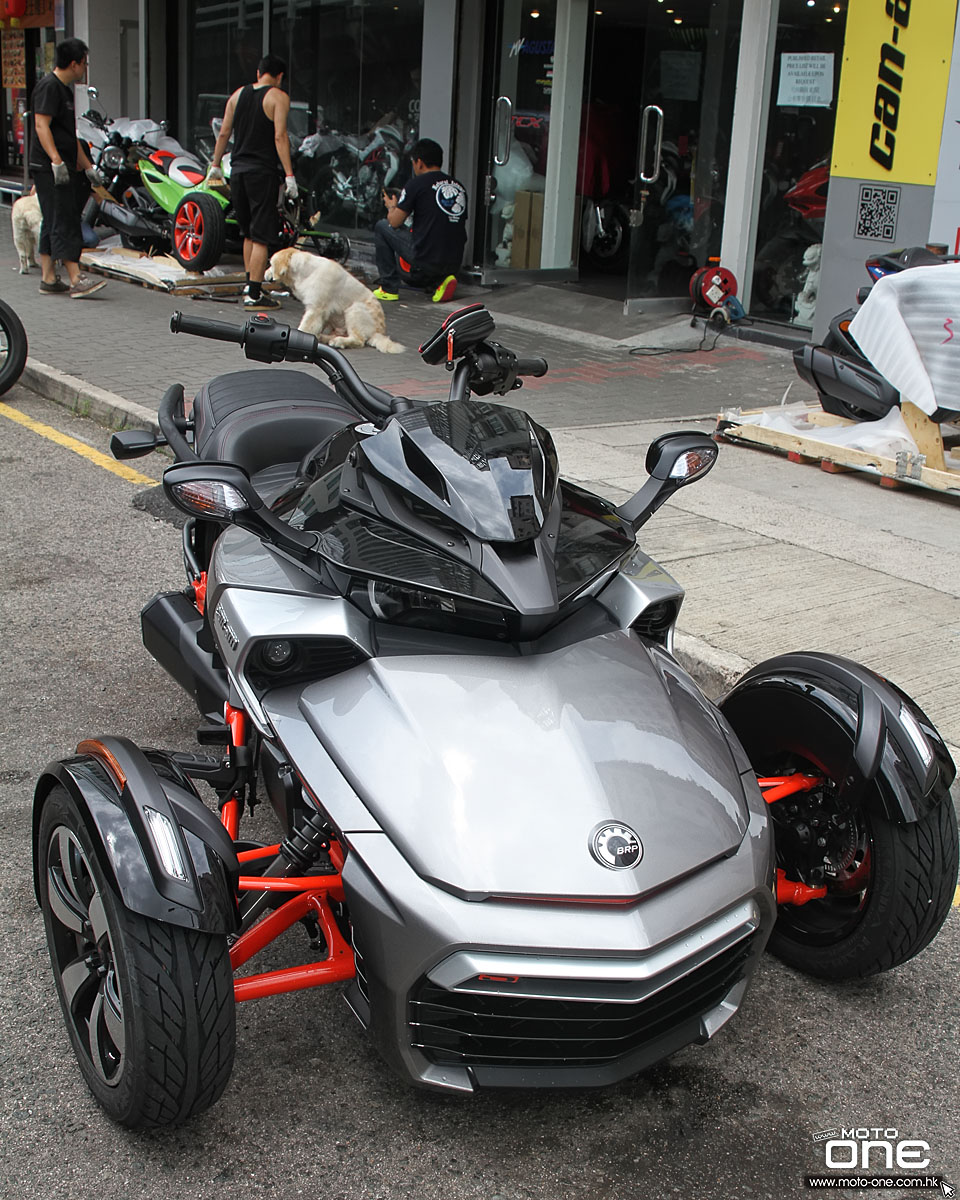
[
  {"left": 493, "top": 95, "right": 514, "bottom": 166},
  {"left": 638, "top": 104, "right": 664, "bottom": 183}
]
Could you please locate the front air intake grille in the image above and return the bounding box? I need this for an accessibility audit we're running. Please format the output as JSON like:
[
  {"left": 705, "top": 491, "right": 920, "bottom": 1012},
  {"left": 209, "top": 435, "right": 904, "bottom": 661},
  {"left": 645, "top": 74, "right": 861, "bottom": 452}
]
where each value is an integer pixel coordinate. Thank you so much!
[{"left": 409, "top": 935, "right": 753, "bottom": 1069}]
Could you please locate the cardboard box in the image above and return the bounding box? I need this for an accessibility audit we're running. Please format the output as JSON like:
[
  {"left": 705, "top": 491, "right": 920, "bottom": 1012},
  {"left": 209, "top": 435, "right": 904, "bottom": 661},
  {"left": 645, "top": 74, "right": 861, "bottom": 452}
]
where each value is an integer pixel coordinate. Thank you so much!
[
  {"left": 511, "top": 189, "right": 532, "bottom": 268},
  {"left": 511, "top": 190, "right": 545, "bottom": 269}
]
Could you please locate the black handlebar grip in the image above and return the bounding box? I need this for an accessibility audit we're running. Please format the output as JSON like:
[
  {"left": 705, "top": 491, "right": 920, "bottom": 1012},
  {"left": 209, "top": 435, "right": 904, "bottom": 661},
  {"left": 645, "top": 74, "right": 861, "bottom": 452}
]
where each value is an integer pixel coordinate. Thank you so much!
[
  {"left": 170, "top": 311, "right": 245, "bottom": 343},
  {"left": 514, "top": 357, "right": 548, "bottom": 378}
]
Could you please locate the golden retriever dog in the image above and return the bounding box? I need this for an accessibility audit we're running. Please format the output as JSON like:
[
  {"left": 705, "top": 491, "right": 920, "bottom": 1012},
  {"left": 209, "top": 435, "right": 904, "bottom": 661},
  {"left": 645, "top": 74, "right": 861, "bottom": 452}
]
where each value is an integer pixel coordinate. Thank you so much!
[
  {"left": 266, "top": 247, "right": 404, "bottom": 354},
  {"left": 11, "top": 191, "right": 42, "bottom": 274}
]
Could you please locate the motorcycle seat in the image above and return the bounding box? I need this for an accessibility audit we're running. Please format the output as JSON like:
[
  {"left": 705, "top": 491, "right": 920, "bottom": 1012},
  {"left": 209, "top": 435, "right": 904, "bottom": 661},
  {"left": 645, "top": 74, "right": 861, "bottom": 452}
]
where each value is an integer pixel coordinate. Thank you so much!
[{"left": 193, "top": 369, "right": 358, "bottom": 498}]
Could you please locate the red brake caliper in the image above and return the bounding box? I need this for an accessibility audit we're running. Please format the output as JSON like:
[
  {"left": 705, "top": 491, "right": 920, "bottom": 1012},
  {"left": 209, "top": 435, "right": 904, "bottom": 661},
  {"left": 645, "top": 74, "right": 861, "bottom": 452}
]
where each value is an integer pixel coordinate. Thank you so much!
[{"left": 758, "top": 774, "right": 829, "bottom": 905}]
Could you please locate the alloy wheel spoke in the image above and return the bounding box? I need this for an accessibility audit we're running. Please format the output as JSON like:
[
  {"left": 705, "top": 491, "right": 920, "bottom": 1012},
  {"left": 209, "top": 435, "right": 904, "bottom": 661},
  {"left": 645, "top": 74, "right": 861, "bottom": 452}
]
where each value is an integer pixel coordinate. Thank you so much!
[
  {"left": 60, "top": 955, "right": 97, "bottom": 1014},
  {"left": 102, "top": 968, "right": 125, "bottom": 1049},
  {"left": 87, "top": 989, "right": 118, "bottom": 1081},
  {"left": 47, "top": 866, "right": 89, "bottom": 935},
  {"left": 57, "top": 828, "right": 87, "bottom": 909},
  {"left": 87, "top": 892, "right": 109, "bottom": 947}
]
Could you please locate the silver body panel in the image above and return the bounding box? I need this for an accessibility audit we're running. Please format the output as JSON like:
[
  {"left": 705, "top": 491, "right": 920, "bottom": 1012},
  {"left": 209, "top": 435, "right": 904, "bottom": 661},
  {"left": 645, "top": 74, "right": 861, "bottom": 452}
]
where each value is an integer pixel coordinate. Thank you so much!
[
  {"left": 274, "top": 633, "right": 749, "bottom": 899},
  {"left": 214, "top": 519, "right": 776, "bottom": 1091}
]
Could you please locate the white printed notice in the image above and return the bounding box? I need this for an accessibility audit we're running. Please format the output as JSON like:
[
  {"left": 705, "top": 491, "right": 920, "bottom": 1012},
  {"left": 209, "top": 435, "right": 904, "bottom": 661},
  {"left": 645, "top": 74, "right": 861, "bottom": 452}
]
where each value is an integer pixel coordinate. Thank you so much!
[{"left": 777, "top": 53, "right": 834, "bottom": 107}]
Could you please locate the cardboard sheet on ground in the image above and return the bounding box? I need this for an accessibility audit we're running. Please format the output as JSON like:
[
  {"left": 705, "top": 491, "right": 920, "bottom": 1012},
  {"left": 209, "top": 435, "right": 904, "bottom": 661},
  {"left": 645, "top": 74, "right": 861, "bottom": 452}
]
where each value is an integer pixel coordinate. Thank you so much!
[
  {"left": 848, "top": 262, "right": 960, "bottom": 417},
  {"left": 79, "top": 235, "right": 243, "bottom": 289}
]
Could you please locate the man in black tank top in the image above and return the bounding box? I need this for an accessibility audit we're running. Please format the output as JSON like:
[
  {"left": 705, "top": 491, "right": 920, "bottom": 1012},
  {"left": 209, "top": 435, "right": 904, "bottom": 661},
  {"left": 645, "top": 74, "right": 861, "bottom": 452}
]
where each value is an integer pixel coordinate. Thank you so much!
[{"left": 208, "top": 54, "right": 297, "bottom": 310}]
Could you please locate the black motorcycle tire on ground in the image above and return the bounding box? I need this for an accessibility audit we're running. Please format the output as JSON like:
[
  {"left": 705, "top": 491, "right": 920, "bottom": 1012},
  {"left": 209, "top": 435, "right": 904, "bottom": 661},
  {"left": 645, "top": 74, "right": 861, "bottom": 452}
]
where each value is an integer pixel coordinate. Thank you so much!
[
  {"left": 0, "top": 296, "right": 28, "bottom": 396},
  {"left": 38, "top": 785, "right": 236, "bottom": 1128},
  {"left": 770, "top": 794, "right": 958, "bottom": 979},
  {"left": 750, "top": 711, "right": 959, "bottom": 979},
  {"left": 171, "top": 191, "right": 226, "bottom": 273}
]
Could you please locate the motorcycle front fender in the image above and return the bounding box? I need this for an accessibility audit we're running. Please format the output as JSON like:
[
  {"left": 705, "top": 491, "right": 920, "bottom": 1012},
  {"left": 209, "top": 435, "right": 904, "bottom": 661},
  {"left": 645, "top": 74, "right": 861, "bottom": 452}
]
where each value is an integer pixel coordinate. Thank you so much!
[
  {"left": 33, "top": 735, "right": 239, "bottom": 933},
  {"left": 720, "top": 652, "right": 956, "bottom": 824}
]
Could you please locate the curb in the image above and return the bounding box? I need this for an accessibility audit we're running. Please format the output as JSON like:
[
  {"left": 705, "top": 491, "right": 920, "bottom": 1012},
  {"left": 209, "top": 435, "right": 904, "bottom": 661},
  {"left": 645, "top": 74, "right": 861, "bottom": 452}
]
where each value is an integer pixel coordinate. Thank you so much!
[{"left": 22, "top": 359, "right": 158, "bottom": 433}]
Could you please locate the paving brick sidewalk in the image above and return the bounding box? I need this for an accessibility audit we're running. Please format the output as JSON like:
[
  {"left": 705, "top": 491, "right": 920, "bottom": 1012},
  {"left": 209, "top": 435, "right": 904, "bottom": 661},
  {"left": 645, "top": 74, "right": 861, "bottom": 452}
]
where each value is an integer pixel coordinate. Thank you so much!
[{"left": 0, "top": 217, "right": 797, "bottom": 426}]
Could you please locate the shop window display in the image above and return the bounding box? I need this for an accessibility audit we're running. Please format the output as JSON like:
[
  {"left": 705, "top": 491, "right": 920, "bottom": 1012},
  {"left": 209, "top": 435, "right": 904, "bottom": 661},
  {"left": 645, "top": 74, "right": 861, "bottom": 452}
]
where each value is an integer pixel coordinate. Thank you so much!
[{"left": 270, "top": 0, "right": 423, "bottom": 233}]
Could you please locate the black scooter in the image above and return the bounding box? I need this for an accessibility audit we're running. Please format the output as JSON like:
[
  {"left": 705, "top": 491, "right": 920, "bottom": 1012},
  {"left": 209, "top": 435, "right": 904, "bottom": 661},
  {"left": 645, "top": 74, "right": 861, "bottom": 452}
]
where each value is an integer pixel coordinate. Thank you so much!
[{"left": 794, "top": 245, "right": 953, "bottom": 422}]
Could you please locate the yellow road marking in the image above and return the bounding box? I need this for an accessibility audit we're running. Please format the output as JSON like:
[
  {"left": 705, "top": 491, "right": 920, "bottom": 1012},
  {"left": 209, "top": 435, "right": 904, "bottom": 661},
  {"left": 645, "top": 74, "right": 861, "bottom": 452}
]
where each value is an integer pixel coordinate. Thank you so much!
[
  {"left": 0, "top": 401, "right": 155, "bottom": 485},
  {"left": 954, "top": 885, "right": 960, "bottom": 908}
]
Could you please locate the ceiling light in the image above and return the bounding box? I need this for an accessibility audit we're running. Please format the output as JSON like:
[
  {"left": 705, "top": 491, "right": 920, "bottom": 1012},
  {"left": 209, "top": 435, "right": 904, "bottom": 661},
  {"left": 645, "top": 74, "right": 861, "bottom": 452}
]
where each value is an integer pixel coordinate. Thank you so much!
[
  {"left": 530, "top": 8, "right": 540, "bottom": 16},
  {"left": 674, "top": 16, "right": 682, "bottom": 22}
]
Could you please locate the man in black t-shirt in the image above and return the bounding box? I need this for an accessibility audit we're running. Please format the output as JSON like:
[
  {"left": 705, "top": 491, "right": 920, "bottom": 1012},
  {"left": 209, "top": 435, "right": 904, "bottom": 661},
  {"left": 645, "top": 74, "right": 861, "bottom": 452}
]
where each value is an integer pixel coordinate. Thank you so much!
[
  {"left": 207, "top": 54, "right": 297, "bottom": 310},
  {"left": 28, "top": 37, "right": 106, "bottom": 298},
  {"left": 373, "top": 137, "right": 467, "bottom": 304}
]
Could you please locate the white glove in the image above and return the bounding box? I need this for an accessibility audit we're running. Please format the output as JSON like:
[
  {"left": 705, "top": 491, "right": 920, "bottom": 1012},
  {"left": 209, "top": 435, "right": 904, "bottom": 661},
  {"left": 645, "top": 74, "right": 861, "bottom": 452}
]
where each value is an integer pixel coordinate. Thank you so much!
[
  {"left": 284, "top": 175, "right": 298, "bottom": 200},
  {"left": 52, "top": 160, "right": 70, "bottom": 186},
  {"left": 206, "top": 164, "right": 224, "bottom": 184},
  {"left": 85, "top": 166, "right": 102, "bottom": 187}
]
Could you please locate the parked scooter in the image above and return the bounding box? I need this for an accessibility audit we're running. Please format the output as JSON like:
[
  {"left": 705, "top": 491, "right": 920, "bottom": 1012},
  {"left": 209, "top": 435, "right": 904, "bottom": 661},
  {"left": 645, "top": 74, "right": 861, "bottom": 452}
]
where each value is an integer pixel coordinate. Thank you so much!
[
  {"left": 80, "top": 87, "right": 231, "bottom": 272},
  {"left": 32, "top": 303, "right": 957, "bottom": 1128},
  {"left": 794, "top": 245, "right": 951, "bottom": 421}
]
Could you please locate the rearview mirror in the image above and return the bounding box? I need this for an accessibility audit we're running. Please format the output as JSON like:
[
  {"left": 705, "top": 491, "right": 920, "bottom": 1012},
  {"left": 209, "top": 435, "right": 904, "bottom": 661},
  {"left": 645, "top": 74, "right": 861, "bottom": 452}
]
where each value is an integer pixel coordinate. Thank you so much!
[
  {"left": 163, "top": 462, "right": 317, "bottom": 556},
  {"left": 111, "top": 428, "right": 165, "bottom": 459},
  {"left": 617, "top": 432, "right": 718, "bottom": 533}
]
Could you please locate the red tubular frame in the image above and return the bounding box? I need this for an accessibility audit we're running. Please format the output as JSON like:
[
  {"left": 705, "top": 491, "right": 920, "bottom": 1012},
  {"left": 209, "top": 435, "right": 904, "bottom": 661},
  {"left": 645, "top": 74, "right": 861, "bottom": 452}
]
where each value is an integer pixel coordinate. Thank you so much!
[{"left": 214, "top": 750, "right": 834, "bottom": 999}]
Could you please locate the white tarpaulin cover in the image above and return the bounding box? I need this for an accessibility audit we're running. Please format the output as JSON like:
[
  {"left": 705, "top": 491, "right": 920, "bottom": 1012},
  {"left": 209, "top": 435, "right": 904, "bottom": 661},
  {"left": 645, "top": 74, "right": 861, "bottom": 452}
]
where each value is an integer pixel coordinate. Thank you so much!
[
  {"left": 725, "top": 401, "right": 920, "bottom": 455},
  {"left": 848, "top": 262, "right": 960, "bottom": 417}
]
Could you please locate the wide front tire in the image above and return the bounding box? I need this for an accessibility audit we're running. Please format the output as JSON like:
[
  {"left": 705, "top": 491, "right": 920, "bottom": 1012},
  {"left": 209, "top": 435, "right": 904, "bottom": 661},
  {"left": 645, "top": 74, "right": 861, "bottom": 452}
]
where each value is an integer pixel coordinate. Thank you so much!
[
  {"left": 38, "top": 786, "right": 236, "bottom": 1127},
  {"left": 0, "top": 296, "right": 28, "bottom": 396},
  {"left": 768, "top": 777, "right": 957, "bottom": 979},
  {"left": 171, "top": 192, "right": 226, "bottom": 273},
  {"left": 723, "top": 675, "right": 958, "bottom": 980}
]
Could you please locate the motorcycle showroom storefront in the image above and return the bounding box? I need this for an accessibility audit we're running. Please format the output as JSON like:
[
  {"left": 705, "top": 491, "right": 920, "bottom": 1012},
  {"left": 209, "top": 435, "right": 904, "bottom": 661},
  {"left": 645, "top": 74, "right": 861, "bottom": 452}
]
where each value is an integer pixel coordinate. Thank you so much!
[{"left": 62, "top": 0, "right": 851, "bottom": 328}]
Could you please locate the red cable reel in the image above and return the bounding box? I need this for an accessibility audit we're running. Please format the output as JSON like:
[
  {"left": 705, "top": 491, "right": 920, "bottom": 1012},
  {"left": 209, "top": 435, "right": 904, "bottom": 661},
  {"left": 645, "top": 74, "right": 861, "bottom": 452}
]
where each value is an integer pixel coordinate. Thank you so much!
[{"left": 690, "top": 258, "right": 738, "bottom": 310}]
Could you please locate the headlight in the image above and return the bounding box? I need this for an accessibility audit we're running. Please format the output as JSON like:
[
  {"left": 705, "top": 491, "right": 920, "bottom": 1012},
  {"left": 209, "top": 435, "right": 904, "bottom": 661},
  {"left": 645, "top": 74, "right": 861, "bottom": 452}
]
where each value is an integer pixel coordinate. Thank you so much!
[
  {"left": 101, "top": 145, "right": 124, "bottom": 172},
  {"left": 349, "top": 577, "right": 511, "bottom": 640}
]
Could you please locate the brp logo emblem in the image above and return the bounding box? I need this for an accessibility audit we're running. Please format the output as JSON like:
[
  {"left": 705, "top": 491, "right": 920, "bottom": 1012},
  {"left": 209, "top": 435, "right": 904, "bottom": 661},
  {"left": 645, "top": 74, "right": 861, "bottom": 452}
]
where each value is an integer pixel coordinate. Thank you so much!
[{"left": 590, "top": 823, "right": 643, "bottom": 870}]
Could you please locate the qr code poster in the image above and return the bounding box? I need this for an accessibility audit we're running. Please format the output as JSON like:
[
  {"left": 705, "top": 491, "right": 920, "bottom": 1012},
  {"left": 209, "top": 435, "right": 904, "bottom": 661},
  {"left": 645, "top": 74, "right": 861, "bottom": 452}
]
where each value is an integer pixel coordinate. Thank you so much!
[{"left": 855, "top": 184, "right": 900, "bottom": 242}]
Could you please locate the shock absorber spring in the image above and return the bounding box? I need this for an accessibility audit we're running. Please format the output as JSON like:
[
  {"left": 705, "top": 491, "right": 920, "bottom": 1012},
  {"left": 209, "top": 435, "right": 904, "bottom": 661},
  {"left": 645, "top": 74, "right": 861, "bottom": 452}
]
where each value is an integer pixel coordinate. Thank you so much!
[{"left": 279, "top": 809, "right": 331, "bottom": 873}]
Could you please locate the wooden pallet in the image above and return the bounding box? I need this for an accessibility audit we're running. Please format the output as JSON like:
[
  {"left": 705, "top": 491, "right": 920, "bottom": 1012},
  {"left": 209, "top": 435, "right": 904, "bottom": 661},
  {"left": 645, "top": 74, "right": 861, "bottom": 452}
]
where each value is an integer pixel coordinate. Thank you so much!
[{"left": 715, "top": 402, "right": 960, "bottom": 497}]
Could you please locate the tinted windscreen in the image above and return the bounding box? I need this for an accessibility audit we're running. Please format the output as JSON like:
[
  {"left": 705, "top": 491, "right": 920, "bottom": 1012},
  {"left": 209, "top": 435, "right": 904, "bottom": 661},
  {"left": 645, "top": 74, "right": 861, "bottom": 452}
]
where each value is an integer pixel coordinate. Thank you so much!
[
  {"left": 555, "top": 483, "right": 634, "bottom": 600},
  {"left": 312, "top": 510, "right": 509, "bottom": 605}
]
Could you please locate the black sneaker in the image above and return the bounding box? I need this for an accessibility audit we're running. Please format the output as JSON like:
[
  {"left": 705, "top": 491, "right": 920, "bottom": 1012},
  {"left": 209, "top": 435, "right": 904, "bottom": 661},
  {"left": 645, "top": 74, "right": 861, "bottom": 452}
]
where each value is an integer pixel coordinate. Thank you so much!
[
  {"left": 39, "top": 278, "right": 69, "bottom": 295},
  {"left": 242, "top": 291, "right": 281, "bottom": 310}
]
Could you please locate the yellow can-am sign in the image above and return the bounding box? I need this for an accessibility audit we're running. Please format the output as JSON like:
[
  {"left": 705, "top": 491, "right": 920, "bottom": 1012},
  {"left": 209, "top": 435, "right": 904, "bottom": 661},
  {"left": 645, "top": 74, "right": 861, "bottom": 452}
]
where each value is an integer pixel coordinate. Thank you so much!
[{"left": 831, "top": 0, "right": 956, "bottom": 184}]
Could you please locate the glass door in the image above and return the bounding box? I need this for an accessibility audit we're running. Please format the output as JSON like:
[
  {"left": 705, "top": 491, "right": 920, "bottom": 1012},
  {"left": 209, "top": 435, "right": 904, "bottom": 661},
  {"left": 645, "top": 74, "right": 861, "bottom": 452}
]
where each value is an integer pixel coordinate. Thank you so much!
[
  {"left": 623, "top": 0, "right": 743, "bottom": 311},
  {"left": 479, "top": 0, "right": 557, "bottom": 279}
]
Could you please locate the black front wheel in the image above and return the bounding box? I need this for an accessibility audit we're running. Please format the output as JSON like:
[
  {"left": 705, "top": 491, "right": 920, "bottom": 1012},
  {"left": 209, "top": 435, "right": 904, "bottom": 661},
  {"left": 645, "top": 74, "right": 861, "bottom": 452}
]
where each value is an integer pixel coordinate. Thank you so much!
[
  {"left": 38, "top": 786, "right": 236, "bottom": 1127},
  {"left": 765, "top": 755, "right": 958, "bottom": 978},
  {"left": 0, "top": 296, "right": 28, "bottom": 396}
]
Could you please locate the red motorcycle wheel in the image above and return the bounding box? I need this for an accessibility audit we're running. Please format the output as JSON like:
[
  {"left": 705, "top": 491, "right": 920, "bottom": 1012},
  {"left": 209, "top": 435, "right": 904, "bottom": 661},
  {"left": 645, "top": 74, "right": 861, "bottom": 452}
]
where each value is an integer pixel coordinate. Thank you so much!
[{"left": 172, "top": 192, "right": 226, "bottom": 273}]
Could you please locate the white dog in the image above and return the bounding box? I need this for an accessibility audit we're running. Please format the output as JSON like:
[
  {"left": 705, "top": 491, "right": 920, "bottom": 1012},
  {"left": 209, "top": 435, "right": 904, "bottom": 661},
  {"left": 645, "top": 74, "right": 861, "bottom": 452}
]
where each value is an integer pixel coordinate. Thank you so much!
[
  {"left": 11, "top": 191, "right": 42, "bottom": 274},
  {"left": 266, "top": 247, "right": 404, "bottom": 354}
]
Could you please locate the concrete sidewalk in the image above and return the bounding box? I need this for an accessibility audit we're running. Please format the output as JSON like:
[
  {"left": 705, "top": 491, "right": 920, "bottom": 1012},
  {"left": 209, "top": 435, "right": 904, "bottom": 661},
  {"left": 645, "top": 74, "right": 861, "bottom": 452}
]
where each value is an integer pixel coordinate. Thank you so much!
[{"left": 3, "top": 222, "right": 959, "bottom": 756}]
